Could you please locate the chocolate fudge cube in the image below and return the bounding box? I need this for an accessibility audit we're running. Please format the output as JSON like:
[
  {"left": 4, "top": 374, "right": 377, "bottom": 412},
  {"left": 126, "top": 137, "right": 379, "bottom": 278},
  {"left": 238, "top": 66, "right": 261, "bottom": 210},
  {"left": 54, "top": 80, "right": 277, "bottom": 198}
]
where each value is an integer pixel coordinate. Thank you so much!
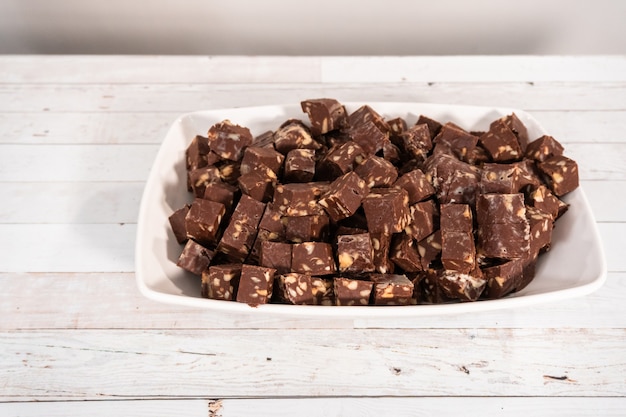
[
  {"left": 514, "top": 254, "right": 538, "bottom": 291},
  {"left": 284, "top": 214, "right": 329, "bottom": 243},
  {"left": 348, "top": 105, "right": 390, "bottom": 135},
  {"left": 526, "top": 206, "right": 554, "bottom": 256},
  {"left": 440, "top": 203, "right": 473, "bottom": 233},
  {"left": 317, "top": 141, "right": 366, "bottom": 181},
  {"left": 284, "top": 148, "right": 316, "bottom": 183},
  {"left": 291, "top": 242, "right": 337, "bottom": 275},
  {"left": 349, "top": 119, "right": 389, "bottom": 156},
  {"left": 185, "top": 198, "right": 226, "bottom": 246},
  {"left": 417, "top": 115, "right": 443, "bottom": 140},
  {"left": 169, "top": 204, "right": 190, "bottom": 244},
  {"left": 236, "top": 264, "right": 276, "bottom": 305},
  {"left": 217, "top": 195, "right": 265, "bottom": 261},
  {"left": 273, "top": 183, "right": 325, "bottom": 217},
  {"left": 439, "top": 268, "right": 486, "bottom": 301},
  {"left": 354, "top": 155, "right": 398, "bottom": 188},
  {"left": 370, "top": 274, "right": 414, "bottom": 305},
  {"left": 538, "top": 155, "right": 579, "bottom": 197},
  {"left": 240, "top": 146, "right": 284, "bottom": 176},
  {"left": 417, "top": 230, "right": 442, "bottom": 270},
  {"left": 277, "top": 273, "right": 316, "bottom": 305},
  {"left": 203, "top": 181, "right": 238, "bottom": 212},
  {"left": 423, "top": 153, "right": 481, "bottom": 205},
  {"left": 259, "top": 240, "right": 292, "bottom": 274},
  {"left": 479, "top": 119, "right": 522, "bottom": 162},
  {"left": 300, "top": 98, "right": 349, "bottom": 136},
  {"left": 492, "top": 113, "right": 529, "bottom": 152},
  {"left": 362, "top": 187, "right": 411, "bottom": 234},
  {"left": 476, "top": 193, "right": 527, "bottom": 225},
  {"left": 336, "top": 233, "right": 375, "bottom": 273},
  {"left": 393, "top": 169, "right": 435, "bottom": 204},
  {"left": 186, "top": 134, "right": 210, "bottom": 172},
  {"left": 406, "top": 200, "right": 438, "bottom": 242},
  {"left": 273, "top": 119, "right": 321, "bottom": 154},
  {"left": 252, "top": 130, "right": 275, "bottom": 148},
  {"left": 202, "top": 263, "right": 242, "bottom": 300},
  {"left": 433, "top": 122, "right": 477, "bottom": 162},
  {"left": 477, "top": 222, "right": 530, "bottom": 259},
  {"left": 334, "top": 278, "right": 373, "bottom": 306},
  {"left": 441, "top": 231, "right": 476, "bottom": 274},
  {"left": 390, "top": 233, "right": 422, "bottom": 273},
  {"left": 420, "top": 268, "right": 455, "bottom": 304},
  {"left": 387, "top": 117, "right": 407, "bottom": 137},
  {"left": 189, "top": 166, "right": 221, "bottom": 198},
  {"left": 207, "top": 120, "right": 253, "bottom": 161},
  {"left": 318, "top": 172, "right": 370, "bottom": 222},
  {"left": 311, "top": 277, "right": 334, "bottom": 306},
  {"left": 258, "top": 203, "right": 286, "bottom": 241},
  {"left": 482, "top": 260, "right": 523, "bottom": 299},
  {"left": 216, "top": 160, "right": 241, "bottom": 185},
  {"left": 237, "top": 163, "right": 277, "bottom": 203},
  {"left": 525, "top": 135, "right": 564, "bottom": 162},
  {"left": 400, "top": 124, "right": 432, "bottom": 162},
  {"left": 526, "top": 185, "right": 563, "bottom": 220},
  {"left": 382, "top": 141, "right": 402, "bottom": 165},
  {"left": 370, "top": 232, "right": 395, "bottom": 274},
  {"left": 176, "top": 240, "right": 214, "bottom": 275}
]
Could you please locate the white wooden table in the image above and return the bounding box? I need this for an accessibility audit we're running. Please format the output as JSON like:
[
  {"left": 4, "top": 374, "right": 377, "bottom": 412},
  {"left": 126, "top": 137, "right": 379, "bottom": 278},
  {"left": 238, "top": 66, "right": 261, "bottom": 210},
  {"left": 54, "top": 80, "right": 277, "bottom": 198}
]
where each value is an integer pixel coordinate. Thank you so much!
[{"left": 1, "top": 55, "right": 625, "bottom": 416}]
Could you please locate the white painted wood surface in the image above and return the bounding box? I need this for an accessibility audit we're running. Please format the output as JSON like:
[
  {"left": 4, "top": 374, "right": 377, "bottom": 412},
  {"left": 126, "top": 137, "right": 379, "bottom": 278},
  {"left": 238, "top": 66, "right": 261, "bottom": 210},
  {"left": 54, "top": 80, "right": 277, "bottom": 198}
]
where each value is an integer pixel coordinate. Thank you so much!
[{"left": 0, "top": 56, "right": 624, "bottom": 416}]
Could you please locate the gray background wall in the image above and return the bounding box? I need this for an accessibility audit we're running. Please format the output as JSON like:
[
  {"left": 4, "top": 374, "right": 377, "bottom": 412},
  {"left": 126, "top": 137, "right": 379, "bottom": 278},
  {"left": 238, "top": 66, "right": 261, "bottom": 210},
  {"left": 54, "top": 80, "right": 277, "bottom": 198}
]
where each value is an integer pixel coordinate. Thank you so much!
[{"left": 1, "top": 0, "right": 624, "bottom": 55}]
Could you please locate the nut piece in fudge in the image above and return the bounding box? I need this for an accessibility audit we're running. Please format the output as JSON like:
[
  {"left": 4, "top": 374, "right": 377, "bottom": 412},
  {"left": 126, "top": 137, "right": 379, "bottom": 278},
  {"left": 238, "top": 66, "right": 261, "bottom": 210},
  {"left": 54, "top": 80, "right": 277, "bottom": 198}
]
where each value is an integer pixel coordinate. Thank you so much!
[
  {"left": 284, "top": 214, "right": 329, "bottom": 243},
  {"left": 169, "top": 204, "right": 191, "bottom": 244},
  {"left": 537, "top": 155, "right": 579, "bottom": 197},
  {"left": 386, "top": 117, "right": 407, "bottom": 138},
  {"left": 525, "top": 135, "right": 564, "bottom": 162},
  {"left": 273, "top": 119, "right": 321, "bottom": 154},
  {"left": 479, "top": 118, "right": 522, "bottom": 162},
  {"left": 362, "top": 187, "right": 411, "bottom": 234},
  {"left": 185, "top": 198, "right": 226, "bottom": 247},
  {"left": 370, "top": 274, "right": 414, "bottom": 305},
  {"left": 235, "top": 264, "right": 276, "bottom": 306},
  {"left": 311, "top": 277, "right": 335, "bottom": 306},
  {"left": 354, "top": 155, "right": 398, "bottom": 188},
  {"left": 390, "top": 232, "right": 422, "bottom": 273},
  {"left": 318, "top": 172, "right": 370, "bottom": 222},
  {"left": 336, "top": 233, "right": 375, "bottom": 273},
  {"left": 284, "top": 148, "right": 316, "bottom": 183},
  {"left": 273, "top": 183, "right": 326, "bottom": 217},
  {"left": 207, "top": 120, "right": 253, "bottom": 161},
  {"left": 240, "top": 146, "right": 284, "bottom": 176},
  {"left": 217, "top": 194, "right": 266, "bottom": 262},
  {"left": 300, "top": 98, "right": 349, "bottom": 136},
  {"left": 291, "top": 242, "right": 337, "bottom": 275},
  {"left": 405, "top": 200, "right": 438, "bottom": 242},
  {"left": 259, "top": 240, "right": 292, "bottom": 274},
  {"left": 317, "top": 141, "right": 366, "bottom": 181},
  {"left": 176, "top": 240, "right": 215, "bottom": 275},
  {"left": 202, "top": 263, "right": 242, "bottom": 300},
  {"left": 334, "top": 278, "right": 374, "bottom": 306},
  {"left": 393, "top": 169, "right": 435, "bottom": 204}
]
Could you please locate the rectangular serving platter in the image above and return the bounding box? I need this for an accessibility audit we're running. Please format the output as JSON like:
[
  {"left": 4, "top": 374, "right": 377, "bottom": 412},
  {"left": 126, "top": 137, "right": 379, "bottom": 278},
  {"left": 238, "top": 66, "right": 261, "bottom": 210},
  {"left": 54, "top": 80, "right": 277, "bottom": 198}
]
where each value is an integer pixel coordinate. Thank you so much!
[{"left": 135, "top": 102, "right": 607, "bottom": 317}]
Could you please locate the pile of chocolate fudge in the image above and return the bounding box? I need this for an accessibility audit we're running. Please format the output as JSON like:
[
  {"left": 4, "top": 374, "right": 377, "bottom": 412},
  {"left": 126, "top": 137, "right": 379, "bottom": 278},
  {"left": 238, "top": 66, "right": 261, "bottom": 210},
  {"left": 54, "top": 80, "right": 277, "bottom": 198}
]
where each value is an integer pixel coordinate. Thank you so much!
[{"left": 168, "top": 99, "right": 579, "bottom": 306}]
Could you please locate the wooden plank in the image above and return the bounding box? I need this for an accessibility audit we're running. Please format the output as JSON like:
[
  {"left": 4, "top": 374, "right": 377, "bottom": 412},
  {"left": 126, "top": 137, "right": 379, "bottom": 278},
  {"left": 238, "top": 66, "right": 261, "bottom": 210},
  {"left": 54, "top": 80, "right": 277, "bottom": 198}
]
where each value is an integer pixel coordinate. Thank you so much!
[
  {"left": 2, "top": 56, "right": 625, "bottom": 83},
  {"left": 0, "top": 272, "right": 623, "bottom": 331},
  {"left": 321, "top": 56, "right": 626, "bottom": 83},
  {"left": 0, "top": 224, "right": 136, "bottom": 272},
  {"left": 2, "top": 397, "right": 626, "bottom": 417},
  {"left": 0, "top": 182, "right": 143, "bottom": 224},
  {"left": 581, "top": 180, "right": 626, "bottom": 223},
  {"left": 0, "top": 56, "right": 323, "bottom": 84},
  {"left": 1, "top": 328, "right": 624, "bottom": 400},
  {"left": 0, "top": 142, "right": 624, "bottom": 182},
  {"left": 0, "top": 82, "right": 625, "bottom": 113},
  {"left": 1, "top": 110, "right": 625, "bottom": 145}
]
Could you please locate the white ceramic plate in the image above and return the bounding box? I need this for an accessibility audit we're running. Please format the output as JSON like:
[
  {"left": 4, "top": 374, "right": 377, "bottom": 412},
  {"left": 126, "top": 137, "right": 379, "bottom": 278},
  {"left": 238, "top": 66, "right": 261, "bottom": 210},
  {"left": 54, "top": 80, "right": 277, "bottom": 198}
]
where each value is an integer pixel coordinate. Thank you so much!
[{"left": 135, "top": 102, "right": 607, "bottom": 317}]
